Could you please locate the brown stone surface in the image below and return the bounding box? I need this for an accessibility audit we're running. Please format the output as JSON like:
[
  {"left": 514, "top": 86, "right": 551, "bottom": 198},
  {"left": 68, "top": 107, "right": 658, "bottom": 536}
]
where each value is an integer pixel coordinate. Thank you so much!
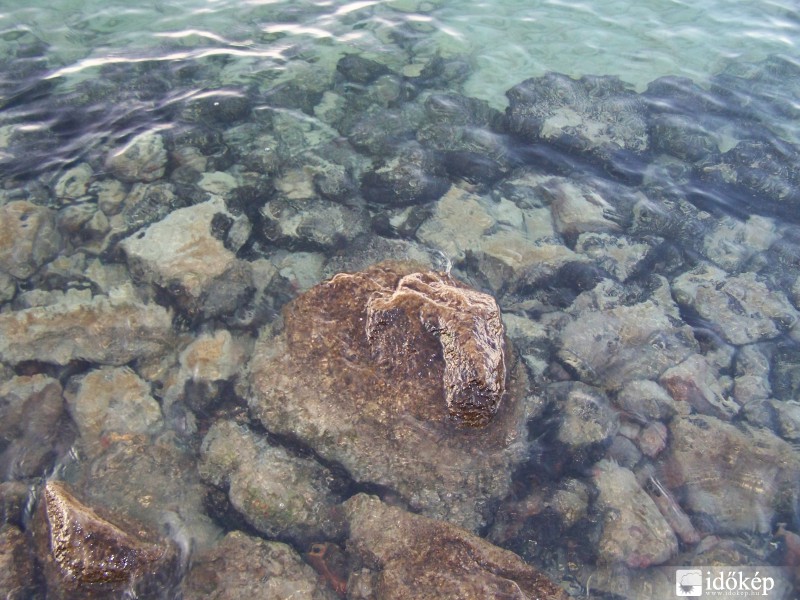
[
  {"left": 249, "top": 261, "right": 535, "bottom": 531},
  {"left": 364, "top": 268, "right": 506, "bottom": 427},
  {"left": 343, "top": 494, "right": 569, "bottom": 600},
  {"left": 33, "top": 480, "right": 179, "bottom": 599}
]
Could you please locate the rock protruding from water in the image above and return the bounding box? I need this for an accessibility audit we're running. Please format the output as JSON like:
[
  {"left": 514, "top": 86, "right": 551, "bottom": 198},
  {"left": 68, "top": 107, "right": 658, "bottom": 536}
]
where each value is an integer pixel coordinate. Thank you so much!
[
  {"left": 249, "top": 261, "right": 534, "bottom": 531},
  {"left": 365, "top": 269, "right": 506, "bottom": 427},
  {"left": 33, "top": 481, "right": 179, "bottom": 599},
  {"left": 343, "top": 493, "right": 569, "bottom": 600}
]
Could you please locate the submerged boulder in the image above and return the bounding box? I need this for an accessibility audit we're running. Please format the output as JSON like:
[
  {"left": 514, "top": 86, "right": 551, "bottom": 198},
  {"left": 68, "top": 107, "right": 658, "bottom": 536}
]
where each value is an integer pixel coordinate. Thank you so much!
[
  {"left": 0, "top": 200, "right": 61, "bottom": 280},
  {"left": 344, "top": 494, "right": 568, "bottom": 600},
  {"left": 0, "top": 285, "right": 174, "bottom": 366},
  {"left": 360, "top": 142, "right": 449, "bottom": 206},
  {"left": 249, "top": 261, "right": 535, "bottom": 531},
  {"left": 506, "top": 72, "right": 648, "bottom": 168}
]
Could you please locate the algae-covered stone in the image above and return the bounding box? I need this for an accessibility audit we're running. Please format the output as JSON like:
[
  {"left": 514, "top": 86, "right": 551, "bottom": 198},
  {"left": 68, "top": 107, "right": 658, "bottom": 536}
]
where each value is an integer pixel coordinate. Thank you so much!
[{"left": 249, "top": 261, "right": 534, "bottom": 531}]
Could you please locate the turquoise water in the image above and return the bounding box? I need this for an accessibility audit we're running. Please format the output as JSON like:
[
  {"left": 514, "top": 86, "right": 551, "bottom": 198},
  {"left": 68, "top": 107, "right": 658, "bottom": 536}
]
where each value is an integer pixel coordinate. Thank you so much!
[{"left": 2, "top": 0, "right": 800, "bottom": 598}]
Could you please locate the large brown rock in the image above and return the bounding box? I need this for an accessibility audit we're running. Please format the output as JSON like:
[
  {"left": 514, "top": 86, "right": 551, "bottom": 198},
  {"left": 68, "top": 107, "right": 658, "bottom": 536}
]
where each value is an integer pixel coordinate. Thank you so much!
[
  {"left": 33, "top": 480, "right": 179, "bottom": 599},
  {"left": 343, "top": 494, "right": 569, "bottom": 600},
  {"left": 249, "top": 261, "right": 536, "bottom": 531},
  {"left": 364, "top": 268, "right": 506, "bottom": 427}
]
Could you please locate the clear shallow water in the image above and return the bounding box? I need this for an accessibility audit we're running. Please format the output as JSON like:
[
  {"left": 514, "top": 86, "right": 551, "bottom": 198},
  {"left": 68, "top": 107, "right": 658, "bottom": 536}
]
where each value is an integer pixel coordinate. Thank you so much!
[{"left": 1, "top": 0, "right": 800, "bottom": 598}]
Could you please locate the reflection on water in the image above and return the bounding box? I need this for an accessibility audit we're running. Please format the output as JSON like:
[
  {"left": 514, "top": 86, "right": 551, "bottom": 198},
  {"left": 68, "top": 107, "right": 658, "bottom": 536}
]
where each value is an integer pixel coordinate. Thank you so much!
[{"left": 1, "top": 0, "right": 800, "bottom": 598}]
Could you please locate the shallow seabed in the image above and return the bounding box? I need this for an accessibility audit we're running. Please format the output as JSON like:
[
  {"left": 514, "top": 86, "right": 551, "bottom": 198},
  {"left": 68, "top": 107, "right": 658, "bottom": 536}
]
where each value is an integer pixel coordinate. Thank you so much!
[{"left": 1, "top": 0, "right": 800, "bottom": 598}]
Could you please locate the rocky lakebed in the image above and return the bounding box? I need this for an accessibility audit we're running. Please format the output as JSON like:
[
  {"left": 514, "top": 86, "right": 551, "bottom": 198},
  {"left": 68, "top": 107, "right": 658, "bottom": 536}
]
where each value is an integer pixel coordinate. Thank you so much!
[{"left": 1, "top": 23, "right": 800, "bottom": 599}]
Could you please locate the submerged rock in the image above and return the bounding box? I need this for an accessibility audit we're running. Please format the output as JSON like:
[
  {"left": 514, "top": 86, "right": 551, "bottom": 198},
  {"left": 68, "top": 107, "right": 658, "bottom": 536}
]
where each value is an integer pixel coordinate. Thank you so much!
[
  {"left": 261, "top": 196, "right": 367, "bottom": 251},
  {"left": 506, "top": 73, "right": 648, "bottom": 167},
  {"left": 660, "top": 415, "right": 800, "bottom": 534},
  {"left": 182, "top": 531, "right": 338, "bottom": 600},
  {"left": 105, "top": 131, "right": 167, "bottom": 183},
  {"left": 64, "top": 366, "right": 163, "bottom": 455},
  {"left": 659, "top": 354, "right": 739, "bottom": 419},
  {"left": 557, "top": 277, "right": 697, "bottom": 389},
  {"left": 249, "top": 261, "right": 534, "bottom": 531},
  {"left": 199, "top": 420, "right": 343, "bottom": 544},
  {"left": 700, "top": 138, "right": 800, "bottom": 222},
  {"left": 593, "top": 460, "right": 678, "bottom": 568},
  {"left": 536, "top": 382, "right": 618, "bottom": 475},
  {"left": 0, "top": 374, "right": 67, "bottom": 479},
  {"left": 0, "top": 285, "right": 174, "bottom": 366},
  {"left": 121, "top": 196, "right": 253, "bottom": 318},
  {"left": 672, "top": 263, "right": 798, "bottom": 345},
  {"left": 33, "top": 480, "right": 179, "bottom": 599},
  {"left": 344, "top": 493, "right": 568, "bottom": 600},
  {"left": 0, "top": 525, "right": 36, "bottom": 598},
  {"left": 360, "top": 142, "right": 449, "bottom": 206},
  {"left": 0, "top": 200, "right": 61, "bottom": 279}
]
